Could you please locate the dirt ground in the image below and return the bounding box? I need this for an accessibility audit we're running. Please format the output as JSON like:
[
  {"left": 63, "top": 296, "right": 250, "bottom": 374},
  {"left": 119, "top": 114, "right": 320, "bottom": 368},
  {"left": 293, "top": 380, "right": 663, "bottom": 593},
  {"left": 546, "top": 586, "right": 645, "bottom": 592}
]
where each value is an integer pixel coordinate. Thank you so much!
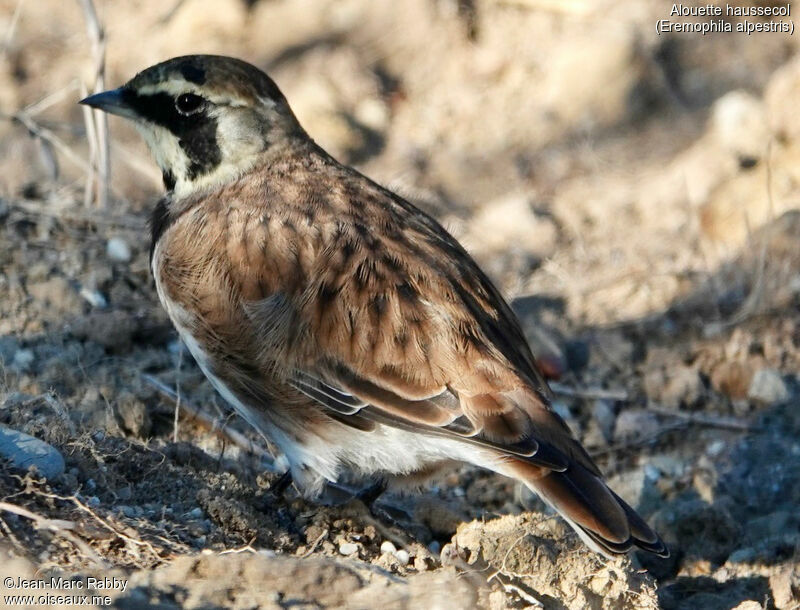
[{"left": 1, "top": 1, "right": 799, "bottom": 608}]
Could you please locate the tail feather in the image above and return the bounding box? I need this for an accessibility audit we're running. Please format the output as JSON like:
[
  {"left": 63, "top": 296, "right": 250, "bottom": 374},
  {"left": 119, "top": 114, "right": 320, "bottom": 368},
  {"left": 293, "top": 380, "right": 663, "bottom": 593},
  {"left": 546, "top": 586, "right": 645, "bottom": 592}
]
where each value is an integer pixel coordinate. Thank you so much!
[{"left": 510, "top": 459, "right": 669, "bottom": 558}]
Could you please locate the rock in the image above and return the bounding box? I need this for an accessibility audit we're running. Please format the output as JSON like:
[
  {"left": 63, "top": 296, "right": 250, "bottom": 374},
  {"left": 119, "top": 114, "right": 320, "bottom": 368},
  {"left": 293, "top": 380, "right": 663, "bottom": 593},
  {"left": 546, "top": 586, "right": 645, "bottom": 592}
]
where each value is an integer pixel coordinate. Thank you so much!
[
  {"left": 564, "top": 339, "right": 590, "bottom": 372},
  {"left": 592, "top": 399, "right": 616, "bottom": 442},
  {"left": 106, "top": 237, "right": 132, "bottom": 263},
  {"left": 117, "top": 505, "right": 136, "bottom": 518},
  {"left": 770, "top": 565, "right": 800, "bottom": 609},
  {"left": 747, "top": 368, "right": 790, "bottom": 404},
  {"left": 338, "top": 542, "right": 358, "bottom": 556},
  {"left": 645, "top": 365, "right": 705, "bottom": 409},
  {"left": 731, "top": 602, "right": 763, "bottom": 610},
  {"left": 614, "top": 409, "right": 661, "bottom": 442},
  {"left": 452, "top": 514, "right": 658, "bottom": 608},
  {"left": 765, "top": 56, "right": 800, "bottom": 142},
  {"left": 11, "top": 348, "right": 35, "bottom": 373},
  {"left": 543, "top": 30, "right": 642, "bottom": 132},
  {"left": 116, "top": 392, "right": 152, "bottom": 438},
  {"left": 0, "top": 335, "right": 19, "bottom": 364},
  {"left": 380, "top": 540, "right": 397, "bottom": 555},
  {"left": 79, "top": 287, "right": 108, "bottom": 309},
  {"left": 711, "top": 90, "right": 769, "bottom": 163},
  {"left": 591, "top": 331, "right": 635, "bottom": 368},
  {"left": 0, "top": 424, "right": 65, "bottom": 479},
  {"left": 394, "top": 549, "right": 410, "bottom": 566},
  {"left": 461, "top": 192, "right": 558, "bottom": 259},
  {"left": 647, "top": 455, "right": 686, "bottom": 479},
  {"left": 710, "top": 360, "right": 753, "bottom": 400}
]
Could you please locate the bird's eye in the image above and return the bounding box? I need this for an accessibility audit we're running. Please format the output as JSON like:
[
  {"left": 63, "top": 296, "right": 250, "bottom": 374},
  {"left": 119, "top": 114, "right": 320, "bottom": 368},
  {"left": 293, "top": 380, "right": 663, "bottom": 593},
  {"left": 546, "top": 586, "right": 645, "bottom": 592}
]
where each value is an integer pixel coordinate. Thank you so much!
[{"left": 175, "top": 93, "right": 204, "bottom": 115}]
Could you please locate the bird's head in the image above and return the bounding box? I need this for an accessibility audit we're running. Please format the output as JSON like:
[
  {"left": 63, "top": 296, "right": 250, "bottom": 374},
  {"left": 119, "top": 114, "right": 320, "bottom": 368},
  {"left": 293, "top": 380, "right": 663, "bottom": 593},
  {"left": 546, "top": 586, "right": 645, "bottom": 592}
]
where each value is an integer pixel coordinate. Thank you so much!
[{"left": 80, "top": 55, "right": 305, "bottom": 199}]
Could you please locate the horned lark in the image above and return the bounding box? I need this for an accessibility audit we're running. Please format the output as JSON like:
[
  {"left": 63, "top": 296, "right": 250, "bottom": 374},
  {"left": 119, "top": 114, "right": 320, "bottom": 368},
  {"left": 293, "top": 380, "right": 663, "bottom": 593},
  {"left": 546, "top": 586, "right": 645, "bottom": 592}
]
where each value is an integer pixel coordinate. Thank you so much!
[{"left": 81, "top": 55, "right": 667, "bottom": 557}]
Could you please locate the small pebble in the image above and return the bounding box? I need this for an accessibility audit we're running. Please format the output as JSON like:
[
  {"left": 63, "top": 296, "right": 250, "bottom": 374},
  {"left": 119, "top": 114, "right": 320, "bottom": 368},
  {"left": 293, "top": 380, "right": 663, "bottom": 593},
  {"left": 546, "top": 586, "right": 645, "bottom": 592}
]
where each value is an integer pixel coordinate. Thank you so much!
[
  {"left": 87, "top": 496, "right": 100, "bottom": 508},
  {"left": 12, "top": 349, "right": 34, "bottom": 373},
  {"left": 79, "top": 287, "right": 108, "bottom": 309},
  {"left": 748, "top": 368, "right": 790, "bottom": 404},
  {"left": 592, "top": 399, "right": 616, "bottom": 442},
  {"left": 338, "top": 542, "right": 358, "bottom": 556},
  {"left": 188, "top": 507, "right": 204, "bottom": 519},
  {"left": 428, "top": 541, "right": 441, "bottom": 555},
  {"left": 380, "top": 540, "right": 397, "bottom": 555},
  {"left": 395, "top": 549, "right": 410, "bottom": 566},
  {"left": 643, "top": 464, "right": 660, "bottom": 481},
  {"left": 106, "top": 237, "right": 132, "bottom": 263}
]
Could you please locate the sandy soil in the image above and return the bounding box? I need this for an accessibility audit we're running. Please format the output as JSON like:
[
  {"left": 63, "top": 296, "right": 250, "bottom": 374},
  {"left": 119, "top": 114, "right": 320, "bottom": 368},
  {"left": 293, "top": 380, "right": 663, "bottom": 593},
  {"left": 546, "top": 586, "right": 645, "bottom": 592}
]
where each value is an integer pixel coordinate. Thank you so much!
[{"left": 1, "top": 1, "right": 799, "bottom": 608}]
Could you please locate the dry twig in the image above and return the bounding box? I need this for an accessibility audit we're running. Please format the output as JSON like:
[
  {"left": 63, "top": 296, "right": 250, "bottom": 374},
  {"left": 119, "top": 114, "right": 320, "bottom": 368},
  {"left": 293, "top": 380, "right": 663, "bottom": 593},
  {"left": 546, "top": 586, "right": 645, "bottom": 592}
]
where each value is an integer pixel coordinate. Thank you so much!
[
  {"left": 2, "top": 0, "right": 25, "bottom": 55},
  {"left": 77, "top": 0, "right": 110, "bottom": 208},
  {"left": 591, "top": 421, "right": 688, "bottom": 458},
  {"left": 647, "top": 406, "right": 757, "bottom": 432},
  {"left": 300, "top": 528, "right": 328, "bottom": 558},
  {"left": 549, "top": 382, "right": 628, "bottom": 402},
  {"left": 0, "top": 501, "right": 107, "bottom": 567},
  {"left": 5, "top": 112, "right": 92, "bottom": 174}
]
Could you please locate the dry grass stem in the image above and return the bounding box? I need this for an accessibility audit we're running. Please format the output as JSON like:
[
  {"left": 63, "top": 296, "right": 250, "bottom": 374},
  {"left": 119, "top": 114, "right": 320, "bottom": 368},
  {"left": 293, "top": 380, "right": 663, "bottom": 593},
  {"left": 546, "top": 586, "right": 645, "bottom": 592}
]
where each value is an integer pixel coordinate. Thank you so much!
[
  {"left": 77, "top": 0, "right": 109, "bottom": 208},
  {"left": 549, "top": 382, "right": 629, "bottom": 402}
]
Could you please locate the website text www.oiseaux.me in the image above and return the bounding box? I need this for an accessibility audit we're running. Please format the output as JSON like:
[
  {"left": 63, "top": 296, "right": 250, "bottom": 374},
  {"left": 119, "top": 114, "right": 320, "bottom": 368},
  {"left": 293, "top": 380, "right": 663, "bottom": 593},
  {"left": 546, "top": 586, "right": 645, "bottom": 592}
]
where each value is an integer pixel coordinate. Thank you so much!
[{"left": 3, "top": 576, "right": 127, "bottom": 606}]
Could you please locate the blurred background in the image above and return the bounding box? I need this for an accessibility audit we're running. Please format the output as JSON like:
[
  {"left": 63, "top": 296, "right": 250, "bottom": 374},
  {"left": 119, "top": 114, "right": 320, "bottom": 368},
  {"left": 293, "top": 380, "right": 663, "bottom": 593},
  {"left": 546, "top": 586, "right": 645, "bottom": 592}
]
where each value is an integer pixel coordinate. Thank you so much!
[{"left": 0, "top": 1, "right": 799, "bottom": 608}]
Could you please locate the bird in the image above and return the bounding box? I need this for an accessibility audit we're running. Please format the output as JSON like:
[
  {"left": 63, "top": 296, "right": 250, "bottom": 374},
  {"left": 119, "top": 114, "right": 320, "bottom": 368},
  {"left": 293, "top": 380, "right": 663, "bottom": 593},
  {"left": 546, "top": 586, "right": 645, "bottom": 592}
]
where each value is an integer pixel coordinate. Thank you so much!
[{"left": 80, "top": 55, "right": 667, "bottom": 558}]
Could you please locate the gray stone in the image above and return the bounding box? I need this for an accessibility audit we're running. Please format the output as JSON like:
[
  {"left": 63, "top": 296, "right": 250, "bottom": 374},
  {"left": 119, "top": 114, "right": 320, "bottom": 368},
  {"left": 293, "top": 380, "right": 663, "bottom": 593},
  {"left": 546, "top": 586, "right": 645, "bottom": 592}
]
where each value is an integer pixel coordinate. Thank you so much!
[
  {"left": 11, "top": 348, "right": 34, "bottom": 373},
  {"left": 338, "top": 542, "right": 358, "bottom": 556},
  {"left": 770, "top": 565, "right": 800, "bottom": 609},
  {"left": 614, "top": 409, "right": 660, "bottom": 442},
  {"left": 116, "top": 392, "right": 151, "bottom": 438},
  {"left": 394, "top": 549, "right": 410, "bottom": 566},
  {"left": 106, "top": 237, "right": 132, "bottom": 263},
  {"left": 748, "top": 369, "right": 790, "bottom": 404},
  {"left": 0, "top": 425, "right": 65, "bottom": 479},
  {"left": 592, "top": 399, "right": 616, "bottom": 442},
  {"left": 0, "top": 336, "right": 19, "bottom": 364}
]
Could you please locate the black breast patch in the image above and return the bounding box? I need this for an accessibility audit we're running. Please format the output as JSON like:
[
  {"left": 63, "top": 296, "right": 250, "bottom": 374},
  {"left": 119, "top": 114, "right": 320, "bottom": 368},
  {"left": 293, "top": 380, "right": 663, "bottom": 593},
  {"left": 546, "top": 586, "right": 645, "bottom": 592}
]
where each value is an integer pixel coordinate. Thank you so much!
[{"left": 149, "top": 197, "right": 173, "bottom": 264}]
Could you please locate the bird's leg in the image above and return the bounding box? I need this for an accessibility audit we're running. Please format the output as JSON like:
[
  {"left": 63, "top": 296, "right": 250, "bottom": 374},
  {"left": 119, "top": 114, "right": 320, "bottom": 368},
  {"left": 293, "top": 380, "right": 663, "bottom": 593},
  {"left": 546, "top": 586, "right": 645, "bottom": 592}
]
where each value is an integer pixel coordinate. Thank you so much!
[
  {"left": 269, "top": 470, "right": 294, "bottom": 496},
  {"left": 354, "top": 479, "right": 416, "bottom": 527},
  {"left": 356, "top": 479, "right": 388, "bottom": 508}
]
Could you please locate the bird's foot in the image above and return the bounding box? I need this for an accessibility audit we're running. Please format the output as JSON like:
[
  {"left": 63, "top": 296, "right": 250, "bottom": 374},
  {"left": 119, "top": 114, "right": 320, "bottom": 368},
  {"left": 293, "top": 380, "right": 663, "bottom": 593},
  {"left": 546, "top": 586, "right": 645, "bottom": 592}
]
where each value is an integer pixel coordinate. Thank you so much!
[{"left": 269, "top": 470, "right": 294, "bottom": 496}]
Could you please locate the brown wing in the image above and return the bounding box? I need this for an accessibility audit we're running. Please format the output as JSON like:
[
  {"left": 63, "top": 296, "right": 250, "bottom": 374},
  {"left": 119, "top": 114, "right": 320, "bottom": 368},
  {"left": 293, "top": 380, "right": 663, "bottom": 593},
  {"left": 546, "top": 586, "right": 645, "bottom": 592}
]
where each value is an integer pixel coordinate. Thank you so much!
[
  {"left": 268, "top": 169, "right": 602, "bottom": 476},
  {"left": 273, "top": 170, "right": 665, "bottom": 556}
]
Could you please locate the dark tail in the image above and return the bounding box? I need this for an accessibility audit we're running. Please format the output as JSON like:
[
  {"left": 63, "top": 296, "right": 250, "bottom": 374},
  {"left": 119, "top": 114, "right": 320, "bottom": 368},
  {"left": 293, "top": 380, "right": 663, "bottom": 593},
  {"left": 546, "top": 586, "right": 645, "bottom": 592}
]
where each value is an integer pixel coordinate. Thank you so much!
[{"left": 511, "top": 459, "right": 669, "bottom": 557}]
